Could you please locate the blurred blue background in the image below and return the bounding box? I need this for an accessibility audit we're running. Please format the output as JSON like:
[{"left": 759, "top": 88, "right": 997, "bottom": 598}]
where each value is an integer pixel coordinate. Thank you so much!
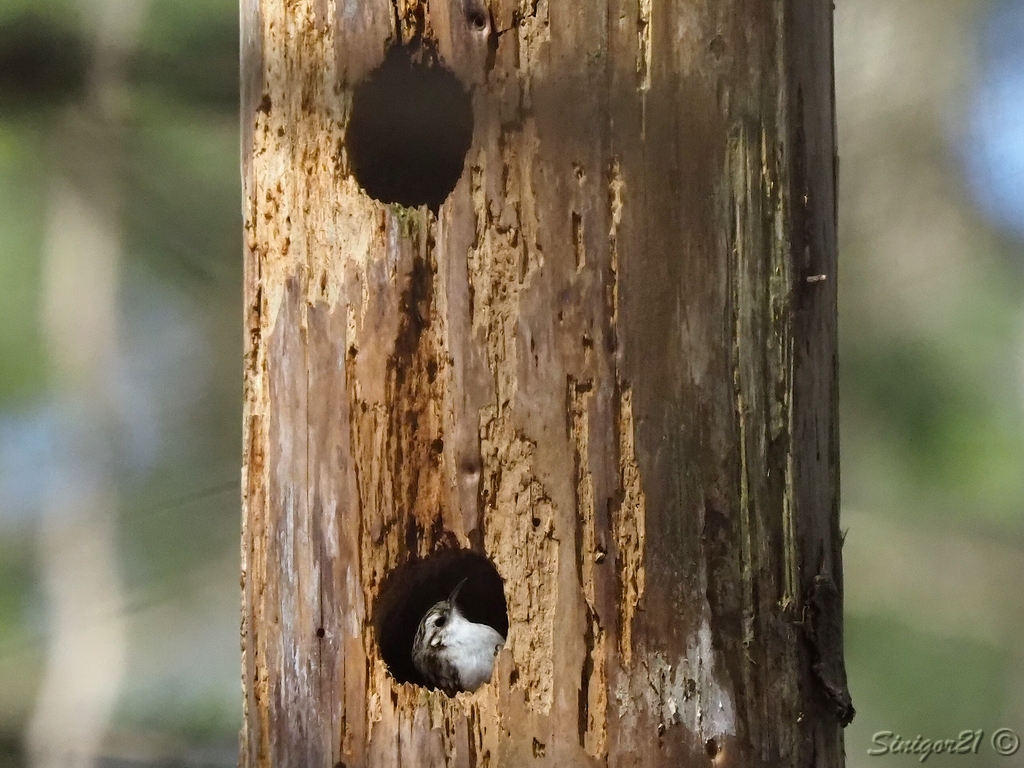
[{"left": 0, "top": 0, "right": 1022, "bottom": 766}]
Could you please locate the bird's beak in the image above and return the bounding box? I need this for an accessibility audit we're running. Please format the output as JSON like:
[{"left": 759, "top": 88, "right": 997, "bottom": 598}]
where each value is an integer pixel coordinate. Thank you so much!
[{"left": 448, "top": 577, "right": 468, "bottom": 606}]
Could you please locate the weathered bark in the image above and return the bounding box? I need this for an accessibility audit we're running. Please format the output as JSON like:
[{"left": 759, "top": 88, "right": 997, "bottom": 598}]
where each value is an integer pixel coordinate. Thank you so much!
[{"left": 241, "top": 1, "right": 847, "bottom": 767}]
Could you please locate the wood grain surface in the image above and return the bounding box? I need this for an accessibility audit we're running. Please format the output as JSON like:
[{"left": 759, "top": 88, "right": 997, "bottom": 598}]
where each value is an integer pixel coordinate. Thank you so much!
[{"left": 240, "top": 1, "right": 846, "bottom": 766}]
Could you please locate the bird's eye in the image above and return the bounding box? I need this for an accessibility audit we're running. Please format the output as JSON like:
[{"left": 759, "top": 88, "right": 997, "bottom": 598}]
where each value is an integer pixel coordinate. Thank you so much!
[{"left": 435, "top": 613, "right": 447, "bottom": 628}]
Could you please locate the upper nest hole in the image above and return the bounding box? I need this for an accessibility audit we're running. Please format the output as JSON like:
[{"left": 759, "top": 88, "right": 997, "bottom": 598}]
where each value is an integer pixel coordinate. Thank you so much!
[{"left": 346, "top": 43, "right": 473, "bottom": 211}]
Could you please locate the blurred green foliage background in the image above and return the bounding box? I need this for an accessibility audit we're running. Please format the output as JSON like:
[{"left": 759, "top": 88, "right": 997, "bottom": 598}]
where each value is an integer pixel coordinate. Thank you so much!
[
  {"left": 0, "top": 0, "right": 1022, "bottom": 765},
  {"left": 838, "top": 1, "right": 1024, "bottom": 764},
  {"left": 0, "top": 0, "right": 242, "bottom": 764}
]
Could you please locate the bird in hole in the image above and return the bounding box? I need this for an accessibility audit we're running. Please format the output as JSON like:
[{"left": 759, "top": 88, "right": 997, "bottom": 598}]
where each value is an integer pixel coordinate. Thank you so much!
[{"left": 411, "top": 578, "right": 505, "bottom": 695}]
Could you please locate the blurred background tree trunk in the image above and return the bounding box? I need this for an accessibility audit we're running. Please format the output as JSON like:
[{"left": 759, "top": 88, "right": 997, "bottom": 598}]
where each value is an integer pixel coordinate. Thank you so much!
[
  {"left": 240, "top": 1, "right": 848, "bottom": 766},
  {"left": 25, "top": 0, "right": 147, "bottom": 765}
]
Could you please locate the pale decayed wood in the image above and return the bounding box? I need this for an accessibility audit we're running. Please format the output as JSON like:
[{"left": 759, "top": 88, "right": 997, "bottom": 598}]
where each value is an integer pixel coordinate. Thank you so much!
[{"left": 241, "top": 0, "right": 846, "bottom": 766}]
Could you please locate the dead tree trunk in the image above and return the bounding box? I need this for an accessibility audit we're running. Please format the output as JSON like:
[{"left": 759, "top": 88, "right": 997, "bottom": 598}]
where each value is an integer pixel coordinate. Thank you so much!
[{"left": 240, "top": 1, "right": 849, "bottom": 767}]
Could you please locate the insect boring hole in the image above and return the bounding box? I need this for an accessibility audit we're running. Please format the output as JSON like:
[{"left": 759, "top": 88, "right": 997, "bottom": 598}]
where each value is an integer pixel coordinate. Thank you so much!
[
  {"left": 372, "top": 549, "right": 508, "bottom": 689},
  {"left": 346, "top": 42, "right": 473, "bottom": 211}
]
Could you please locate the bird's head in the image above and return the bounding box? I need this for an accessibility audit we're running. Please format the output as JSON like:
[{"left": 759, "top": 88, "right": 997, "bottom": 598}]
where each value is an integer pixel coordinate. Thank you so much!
[{"left": 414, "top": 579, "right": 468, "bottom": 648}]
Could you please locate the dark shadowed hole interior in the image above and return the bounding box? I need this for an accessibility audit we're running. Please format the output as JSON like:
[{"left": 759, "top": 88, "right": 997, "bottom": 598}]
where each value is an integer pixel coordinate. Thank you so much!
[
  {"left": 373, "top": 549, "right": 508, "bottom": 688},
  {"left": 706, "top": 737, "right": 719, "bottom": 758},
  {"left": 346, "top": 43, "right": 473, "bottom": 211}
]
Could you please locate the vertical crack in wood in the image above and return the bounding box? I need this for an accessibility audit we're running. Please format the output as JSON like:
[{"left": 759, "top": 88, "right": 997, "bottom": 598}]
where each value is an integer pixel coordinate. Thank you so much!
[
  {"left": 636, "top": 0, "right": 652, "bottom": 135},
  {"left": 607, "top": 158, "right": 624, "bottom": 335},
  {"left": 727, "top": 126, "right": 757, "bottom": 660},
  {"left": 613, "top": 386, "right": 646, "bottom": 667},
  {"left": 385, "top": 225, "right": 449, "bottom": 558},
  {"left": 391, "top": 0, "right": 430, "bottom": 44},
  {"left": 759, "top": 124, "right": 799, "bottom": 610},
  {"left": 467, "top": 139, "right": 558, "bottom": 713},
  {"left": 605, "top": 156, "right": 647, "bottom": 671},
  {"left": 514, "top": 0, "right": 550, "bottom": 110},
  {"left": 569, "top": 377, "right": 608, "bottom": 758},
  {"left": 571, "top": 211, "right": 585, "bottom": 272}
]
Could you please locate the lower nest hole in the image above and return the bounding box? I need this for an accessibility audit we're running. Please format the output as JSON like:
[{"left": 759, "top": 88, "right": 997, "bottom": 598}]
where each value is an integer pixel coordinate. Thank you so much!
[{"left": 372, "top": 548, "right": 508, "bottom": 688}]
